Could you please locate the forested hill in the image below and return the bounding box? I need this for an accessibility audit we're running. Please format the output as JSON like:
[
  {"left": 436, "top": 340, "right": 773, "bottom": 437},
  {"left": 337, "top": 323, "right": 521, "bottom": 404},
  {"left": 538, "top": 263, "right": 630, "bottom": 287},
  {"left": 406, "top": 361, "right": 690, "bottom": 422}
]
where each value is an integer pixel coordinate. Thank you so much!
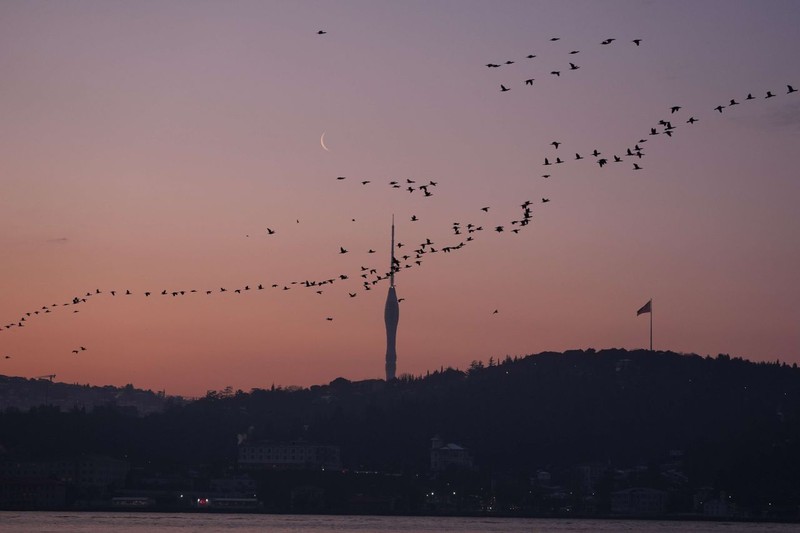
[
  {"left": 1, "top": 349, "right": 799, "bottom": 502},
  {"left": 0, "top": 374, "right": 172, "bottom": 414}
]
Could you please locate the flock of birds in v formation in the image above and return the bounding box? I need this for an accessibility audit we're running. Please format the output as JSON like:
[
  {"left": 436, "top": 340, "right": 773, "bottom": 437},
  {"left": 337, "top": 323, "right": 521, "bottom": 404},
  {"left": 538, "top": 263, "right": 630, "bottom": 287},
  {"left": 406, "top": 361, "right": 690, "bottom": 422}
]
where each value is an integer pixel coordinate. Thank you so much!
[{"left": 1, "top": 31, "right": 797, "bottom": 359}]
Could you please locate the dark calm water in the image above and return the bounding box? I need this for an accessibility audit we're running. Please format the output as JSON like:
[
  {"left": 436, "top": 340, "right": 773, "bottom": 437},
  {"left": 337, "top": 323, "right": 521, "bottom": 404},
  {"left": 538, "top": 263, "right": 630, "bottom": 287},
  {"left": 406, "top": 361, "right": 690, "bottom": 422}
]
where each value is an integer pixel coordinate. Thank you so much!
[{"left": 0, "top": 513, "right": 797, "bottom": 533}]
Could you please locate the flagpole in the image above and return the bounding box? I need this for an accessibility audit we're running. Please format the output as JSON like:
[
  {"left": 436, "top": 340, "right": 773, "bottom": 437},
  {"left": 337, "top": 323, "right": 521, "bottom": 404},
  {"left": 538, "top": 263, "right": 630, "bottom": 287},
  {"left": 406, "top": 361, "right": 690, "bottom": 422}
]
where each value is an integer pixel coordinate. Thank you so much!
[
  {"left": 636, "top": 299, "right": 653, "bottom": 350},
  {"left": 649, "top": 298, "right": 653, "bottom": 351}
]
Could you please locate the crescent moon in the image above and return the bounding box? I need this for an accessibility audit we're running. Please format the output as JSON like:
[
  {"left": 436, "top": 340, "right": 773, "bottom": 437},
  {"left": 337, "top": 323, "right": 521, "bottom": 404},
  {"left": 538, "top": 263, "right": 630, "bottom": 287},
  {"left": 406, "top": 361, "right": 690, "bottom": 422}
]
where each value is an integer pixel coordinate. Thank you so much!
[{"left": 320, "top": 132, "right": 330, "bottom": 152}]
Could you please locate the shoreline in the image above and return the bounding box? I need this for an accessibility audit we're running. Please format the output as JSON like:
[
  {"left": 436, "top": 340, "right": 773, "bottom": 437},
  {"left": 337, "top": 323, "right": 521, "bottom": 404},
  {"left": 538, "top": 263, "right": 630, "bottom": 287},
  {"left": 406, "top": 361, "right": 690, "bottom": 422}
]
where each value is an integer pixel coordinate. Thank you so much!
[{"left": 1, "top": 508, "right": 798, "bottom": 524}]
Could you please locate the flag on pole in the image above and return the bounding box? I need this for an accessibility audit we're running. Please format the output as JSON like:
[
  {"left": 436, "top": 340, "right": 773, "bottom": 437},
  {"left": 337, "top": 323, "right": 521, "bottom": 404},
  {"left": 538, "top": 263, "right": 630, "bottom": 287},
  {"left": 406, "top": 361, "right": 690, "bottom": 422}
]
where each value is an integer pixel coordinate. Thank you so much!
[{"left": 636, "top": 299, "right": 652, "bottom": 316}]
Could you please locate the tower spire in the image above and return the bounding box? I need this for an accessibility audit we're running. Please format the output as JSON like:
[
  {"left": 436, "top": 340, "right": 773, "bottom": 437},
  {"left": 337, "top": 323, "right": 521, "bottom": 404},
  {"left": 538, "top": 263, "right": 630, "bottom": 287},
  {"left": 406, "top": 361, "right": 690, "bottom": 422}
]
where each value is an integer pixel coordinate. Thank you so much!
[{"left": 390, "top": 214, "right": 395, "bottom": 287}]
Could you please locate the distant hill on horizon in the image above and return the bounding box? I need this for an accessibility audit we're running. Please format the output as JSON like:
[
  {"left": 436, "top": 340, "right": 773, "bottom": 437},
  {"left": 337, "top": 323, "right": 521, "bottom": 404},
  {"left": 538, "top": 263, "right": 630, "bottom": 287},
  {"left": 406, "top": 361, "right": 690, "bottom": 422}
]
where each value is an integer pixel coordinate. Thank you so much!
[
  {"left": 0, "top": 373, "right": 176, "bottom": 414},
  {"left": 2, "top": 347, "right": 797, "bottom": 412}
]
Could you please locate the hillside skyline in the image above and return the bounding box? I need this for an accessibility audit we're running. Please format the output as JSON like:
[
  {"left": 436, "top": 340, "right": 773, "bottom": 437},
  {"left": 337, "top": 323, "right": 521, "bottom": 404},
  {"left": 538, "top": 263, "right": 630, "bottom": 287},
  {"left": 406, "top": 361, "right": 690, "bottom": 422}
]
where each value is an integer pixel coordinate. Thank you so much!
[
  {"left": 1, "top": 1, "right": 799, "bottom": 396},
  {"left": 2, "top": 348, "right": 799, "bottom": 517}
]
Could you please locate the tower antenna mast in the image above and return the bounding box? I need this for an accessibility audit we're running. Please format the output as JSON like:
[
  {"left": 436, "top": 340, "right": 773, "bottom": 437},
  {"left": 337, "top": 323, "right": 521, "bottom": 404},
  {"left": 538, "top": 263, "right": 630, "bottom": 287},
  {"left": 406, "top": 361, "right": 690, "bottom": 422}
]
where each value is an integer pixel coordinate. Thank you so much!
[{"left": 390, "top": 214, "right": 395, "bottom": 287}]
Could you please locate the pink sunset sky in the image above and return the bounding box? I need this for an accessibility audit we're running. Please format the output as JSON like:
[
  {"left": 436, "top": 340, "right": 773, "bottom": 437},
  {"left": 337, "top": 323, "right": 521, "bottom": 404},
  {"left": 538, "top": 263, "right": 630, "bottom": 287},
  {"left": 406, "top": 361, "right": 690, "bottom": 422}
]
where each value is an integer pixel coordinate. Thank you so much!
[{"left": 1, "top": 0, "right": 799, "bottom": 397}]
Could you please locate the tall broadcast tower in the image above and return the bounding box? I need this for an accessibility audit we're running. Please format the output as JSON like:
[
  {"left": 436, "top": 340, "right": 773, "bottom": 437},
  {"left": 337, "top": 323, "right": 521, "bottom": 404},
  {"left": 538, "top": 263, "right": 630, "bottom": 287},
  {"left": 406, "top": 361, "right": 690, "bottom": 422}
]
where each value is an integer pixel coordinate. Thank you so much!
[{"left": 384, "top": 217, "right": 399, "bottom": 381}]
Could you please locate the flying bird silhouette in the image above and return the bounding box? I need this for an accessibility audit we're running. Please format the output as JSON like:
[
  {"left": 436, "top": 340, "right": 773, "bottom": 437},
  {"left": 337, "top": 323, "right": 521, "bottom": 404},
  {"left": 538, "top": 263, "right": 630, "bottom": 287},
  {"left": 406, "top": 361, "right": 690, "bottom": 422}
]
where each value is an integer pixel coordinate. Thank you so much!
[{"left": 500, "top": 84, "right": 510, "bottom": 92}]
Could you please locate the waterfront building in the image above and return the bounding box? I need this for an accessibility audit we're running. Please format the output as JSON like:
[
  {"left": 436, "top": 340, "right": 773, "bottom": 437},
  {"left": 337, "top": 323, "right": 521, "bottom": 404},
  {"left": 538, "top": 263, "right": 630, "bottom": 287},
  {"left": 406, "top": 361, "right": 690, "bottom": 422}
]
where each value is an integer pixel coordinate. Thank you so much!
[{"left": 238, "top": 441, "right": 341, "bottom": 470}]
